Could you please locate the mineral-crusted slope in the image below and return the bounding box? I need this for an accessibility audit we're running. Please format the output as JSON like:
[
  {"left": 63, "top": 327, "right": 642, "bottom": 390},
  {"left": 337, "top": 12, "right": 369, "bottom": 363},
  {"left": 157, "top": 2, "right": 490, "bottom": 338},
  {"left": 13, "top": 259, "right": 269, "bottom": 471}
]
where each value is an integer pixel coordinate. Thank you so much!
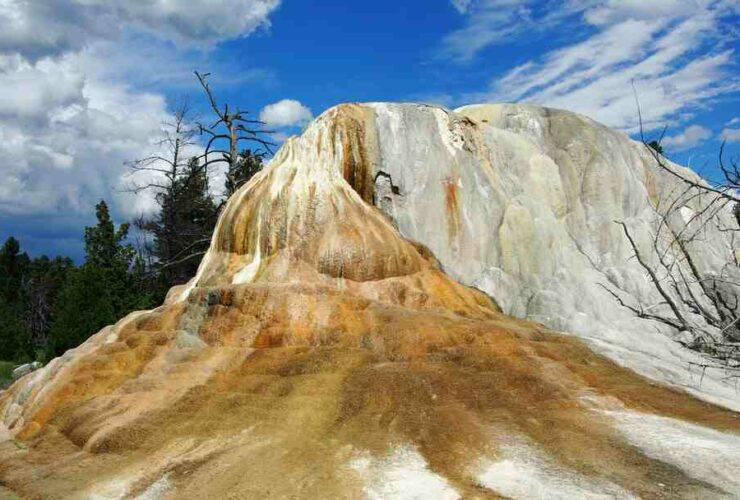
[{"left": 1, "top": 102, "right": 739, "bottom": 499}]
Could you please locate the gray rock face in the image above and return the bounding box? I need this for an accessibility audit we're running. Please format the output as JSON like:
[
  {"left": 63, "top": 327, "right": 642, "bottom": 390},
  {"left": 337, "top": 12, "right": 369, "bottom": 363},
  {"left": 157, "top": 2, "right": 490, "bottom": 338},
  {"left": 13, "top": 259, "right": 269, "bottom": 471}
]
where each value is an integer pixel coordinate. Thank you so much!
[{"left": 194, "top": 102, "right": 737, "bottom": 408}]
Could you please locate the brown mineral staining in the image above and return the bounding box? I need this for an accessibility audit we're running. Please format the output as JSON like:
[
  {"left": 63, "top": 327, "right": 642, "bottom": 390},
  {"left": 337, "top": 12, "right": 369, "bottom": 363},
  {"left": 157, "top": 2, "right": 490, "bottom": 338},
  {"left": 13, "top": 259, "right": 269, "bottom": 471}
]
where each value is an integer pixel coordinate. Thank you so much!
[
  {"left": 443, "top": 176, "right": 461, "bottom": 240},
  {"left": 334, "top": 104, "right": 376, "bottom": 204},
  {"left": 2, "top": 104, "right": 739, "bottom": 499},
  {"left": 3, "top": 280, "right": 734, "bottom": 498}
]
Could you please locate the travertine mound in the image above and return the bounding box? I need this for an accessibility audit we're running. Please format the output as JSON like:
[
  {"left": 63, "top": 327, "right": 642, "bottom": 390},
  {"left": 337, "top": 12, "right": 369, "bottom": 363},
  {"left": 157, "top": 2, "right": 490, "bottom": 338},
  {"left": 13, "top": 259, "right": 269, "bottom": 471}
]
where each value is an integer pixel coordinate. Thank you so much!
[
  {"left": 312, "top": 102, "right": 739, "bottom": 409},
  {"left": 1, "top": 103, "right": 739, "bottom": 499}
]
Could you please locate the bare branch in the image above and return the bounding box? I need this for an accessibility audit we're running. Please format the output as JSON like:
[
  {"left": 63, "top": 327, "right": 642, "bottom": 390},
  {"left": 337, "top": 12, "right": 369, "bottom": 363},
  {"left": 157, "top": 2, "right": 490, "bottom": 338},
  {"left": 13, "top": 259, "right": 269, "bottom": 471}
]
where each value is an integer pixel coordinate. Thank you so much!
[
  {"left": 194, "top": 71, "right": 224, "bottom": 120},
  {"left": 616, "top": 220, "right": 689, "bottom": 328},
  {"left": 157, "top": 251, "right": 207, "bottom": 271}
]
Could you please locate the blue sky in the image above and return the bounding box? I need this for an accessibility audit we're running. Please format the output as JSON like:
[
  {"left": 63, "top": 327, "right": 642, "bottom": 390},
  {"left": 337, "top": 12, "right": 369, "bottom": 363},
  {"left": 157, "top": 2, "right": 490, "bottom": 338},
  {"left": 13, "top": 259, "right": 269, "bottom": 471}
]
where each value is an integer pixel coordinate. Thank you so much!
[{"left": 0, "top": 0, "right": 738, "bottom": 261}]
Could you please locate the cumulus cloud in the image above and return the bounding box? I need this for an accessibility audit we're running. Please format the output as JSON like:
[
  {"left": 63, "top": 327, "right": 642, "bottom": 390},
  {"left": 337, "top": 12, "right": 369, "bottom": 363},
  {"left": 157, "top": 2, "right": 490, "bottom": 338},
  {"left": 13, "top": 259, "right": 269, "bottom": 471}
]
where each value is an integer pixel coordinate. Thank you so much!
[
  {"left": 662, "top": 125, "right": 712, "bottom": 151},
  {"left": 0, "top": 57, "right": 85, "bottom": 122},
  {"left": 260, "top": 99, "right": 314, "bottom": 128},
  {"left": 123, "top": 0, "right": 281, "bottom": 45},
  {"left": 0, "top": 0, "right": 281, "bottom": 61},
  {"left": 0, "top": 0, "right": 281, "bottom": 234},
  {"left": 449, "top": 1, "right": 738, "bottom": 131},
  {"left": 720, "top": 128, "right": 740, "bottom": 143},
  {"left": 73, "top": 37, "right": 275, "bottom": 92},
  {"left": 0, "top": 54, "right": 171, "bottom": 217}
]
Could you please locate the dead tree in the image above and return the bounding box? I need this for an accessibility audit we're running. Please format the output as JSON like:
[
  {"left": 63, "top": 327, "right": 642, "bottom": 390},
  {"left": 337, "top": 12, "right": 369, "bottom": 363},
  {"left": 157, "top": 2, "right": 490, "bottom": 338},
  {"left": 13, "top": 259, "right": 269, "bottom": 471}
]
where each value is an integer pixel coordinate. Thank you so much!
[
  {"left": 124, "top": 74, "right": 275, "bottom": 283},
  {"left": 124, "top": 100, "right": 217, "bottom": 285},
  {"left": 635, "top": 99, "right": 739, "bottom": 342},
  {"left": 602, "top": 93, "right": 740, "bottom": 379},
  {"left": 602, "top": 194, "right": 739, "bottom": 333},
  {"left": 24, "top": 276, "right": 54, "bottom": 353},
  {"left": 125, "top": 99, "right": 198, "bottom": 194},
  {"left": 602, "top": 203, "right": 739, "bottom": 380},
  {"left": 193, "top": 71, "right": 274, "bottom": 200},
  {"left": 634, "top": 86, "right": 739, "bottom": 205}
]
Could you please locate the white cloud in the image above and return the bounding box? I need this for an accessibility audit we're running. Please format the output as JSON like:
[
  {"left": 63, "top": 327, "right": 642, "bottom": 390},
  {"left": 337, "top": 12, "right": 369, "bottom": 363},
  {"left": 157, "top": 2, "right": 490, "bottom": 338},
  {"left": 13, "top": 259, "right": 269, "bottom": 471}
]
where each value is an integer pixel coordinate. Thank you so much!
[
  {"left": 123, "top": 0, "right": 281, "bottom": 45},
  {"left": 583, "top": 0, "right": 707, "bottom": 26},
  {"left": 0, "top": 0, "right": 281, "bottom": 224},
  {"left": 493, "top": 18, "right": 664, "bottom": 103},
  {"left": 662, "top": 125, "right": 712, "bottom": 151},
  {"left": 720, "top": 128, "right": 740, "bottom": 142},
  {"left": 74, "top": 37, "right": 275, "bottom": 92},
  {"left": 0, "top": 57, "right": 85, "bottom": 122},
  {"left": 0, "top": 0, "right": 281, "bottom": 61},
  {"left": 441, "top": 0, "right": 539, "bottom": 61},
  {"left": 0, "top": 54, "right": 171, "bottom": 217},
  {"left": 450, "top": 0, "right": 474, "bottom": 14},
  {"left": 260, "top": 99, "right": 314, "bottom": 127},
  {"left": 457, "top": 2, "right": 738, "bottom": 131},
  {"left": 727, "top": 117, "right": 740, "bottom": 126},
  {"left": 440, "top": 0, "right": 595, "bottom": 62}
]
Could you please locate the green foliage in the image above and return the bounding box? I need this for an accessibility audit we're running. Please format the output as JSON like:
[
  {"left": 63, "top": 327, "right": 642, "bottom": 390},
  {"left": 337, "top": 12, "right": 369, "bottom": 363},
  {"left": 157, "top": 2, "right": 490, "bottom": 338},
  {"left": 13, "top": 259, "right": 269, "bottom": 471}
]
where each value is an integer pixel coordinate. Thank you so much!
[
  {"left": 139, "top": 157, "right": 218, "bottom": 286},
  {"left": 0, "top": 360, "right": 14, "bottom": 389},
  {"left": 0, "top": 143, "right": 262, "bottom": 363},
  {"left": 84, "top": 200, "right": 135, "bottom": 270},
  {"left": 49, "top": 266, "right": 142, "bottom": 355},
  {"left": 0, "top": 240, "right": 75, "bottom": 362},
  {"left": 0, "top": 157, "right": 233, "bottom": 362},
  {"left": 0, "top": 299, "right": 30, "bottom": 362},
  {"left": 226, "top": 149, "right": 264, "bottom": 197},
  {"left": 48, "top": 200, "right": 156, "bottom": 357},
  {"left": 24, "top": 255, "right": 75, "bottom": 356},
  {"left": 0, "top": 237, "right": 32, "bottom": 361},
  {"left": 647, "top": 140, "right": 664, "bottom": 155}
]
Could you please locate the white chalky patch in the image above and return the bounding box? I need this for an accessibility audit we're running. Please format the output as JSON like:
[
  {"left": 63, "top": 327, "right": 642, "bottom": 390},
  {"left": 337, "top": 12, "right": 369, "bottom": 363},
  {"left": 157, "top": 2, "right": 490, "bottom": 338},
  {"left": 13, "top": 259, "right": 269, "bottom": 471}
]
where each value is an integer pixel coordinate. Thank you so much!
[
  {"left": 136, "top": 474, "right": 172, "bottom": 500},
  {"left": 432, "top": 107, "right": 465, "bottom": 157},
  {"left": 679, "top": 206, "right": 695, "bottom": 224},
  {"left": 350, "top": 446, "right": 459, "bottom": 500},
  {"left": 0, "top": 423, "right": 12, "bottom": 443},
  {"left": 608, "top": 411, "right": 740, "bottom": 495},
  {"left": 88, "top": 478, "right": 131, "bottom": 500},
  {"left": 476, "top": 437, "right": 635, "bottom": 499},
  {"left": 232, "top": 211, "right": 262, "bottom": 285}
]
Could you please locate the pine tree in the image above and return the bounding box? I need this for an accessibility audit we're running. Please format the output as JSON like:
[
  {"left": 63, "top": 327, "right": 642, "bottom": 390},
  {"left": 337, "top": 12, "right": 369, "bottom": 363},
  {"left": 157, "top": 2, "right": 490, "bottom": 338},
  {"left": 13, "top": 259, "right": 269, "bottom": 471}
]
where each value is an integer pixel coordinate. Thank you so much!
[
  {"left": 647, "top": 140, "right": 664, "bottom": 155},
  {"left": 84, "top": 201, "right": 135, "bottom": 270},
  {"left": 0, "top": 237, "right": 29, "bottom": 303},
  {"left": 225, "top": 149, "right": 264, "bottom": 197},
  {"left": 23, "top": 255, "right": 74, "bottom": 358},
  {"left": 49, "top": 201, "right": 154, "bottom": 355},
  {"left": 138, "top": 157, "right": 218, "bottom": 286},
  {"left": 0, "top": 237, "right": 31, "bottom": 360},
  {"left": 127, "top": 102, "right": 220, "bottom": 288},
  {"left": 0, "top": 300, "right": 29, "bottom": 361}
]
